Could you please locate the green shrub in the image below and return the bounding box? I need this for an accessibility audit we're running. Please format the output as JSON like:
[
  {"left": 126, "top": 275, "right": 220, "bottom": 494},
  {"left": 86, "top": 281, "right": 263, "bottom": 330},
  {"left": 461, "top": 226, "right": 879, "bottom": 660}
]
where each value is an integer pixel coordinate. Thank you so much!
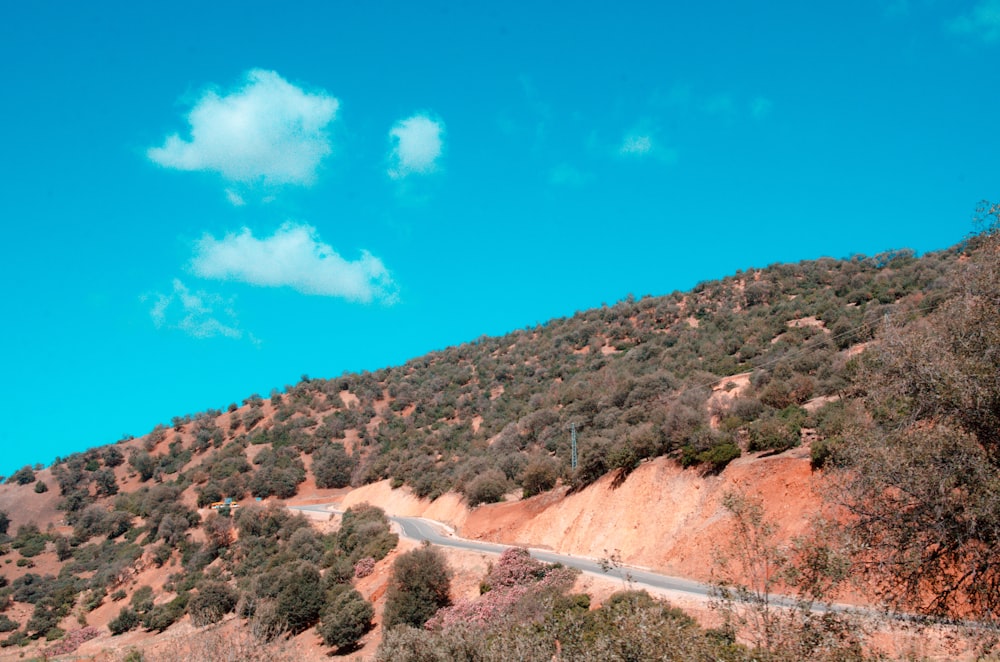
[
  {"left": 1, "top": 630, "right": 29, "bottom": 648},
  {"left": 318, "top": 588, "right": 374, "bottom": 651},
  {"left": 521, "top": 457, "right": 559, "bottom": 498},
  {"left": 109, "top": 607, "right": 140, "bottom": 635},
  {"left": 809, "top": 437, "right": 841, "bottom": 470},
  {"left": 571, "top": 439, "right": 610, "bottom": 489},
  {"left": 0, "top": 615, "right": 17, "bottom": 633},
  {"left": 276, "top": 564, "right": 325, "bottom": 634},
  {"left": 54, "top": 535, "right": 72, "bottom": 561},
  {"left": 312, "top": 442, "right": 356, "bottom": 489},
  {"left": 747, "top": 417, "right": 800, "bottom": 453},
  {"left": 335, "top": 504, "right": 398, "bottom": 563},
  {"left": 6, "top": 466, "right": 35, "bottom": 486},
  {"left": 189, "top": 581, "right": 238, "bottom": 626},
  {"left": 142, "top": 593, "right": 188, "bottom": 632},
  {"left": 383, "top": 545, "right": 451, "bottom": 630},
  {"left": 131, "top": 585, "right": 154, "bottom": 613},
  {"left": 695, "top": 443, "right": 741, "bottom": 474},
  {"left": 464, "top": 469, "right": 509, "bottom": 507},
  {"left": 11, "top": 524, "right": 48, "bottom": 557}
]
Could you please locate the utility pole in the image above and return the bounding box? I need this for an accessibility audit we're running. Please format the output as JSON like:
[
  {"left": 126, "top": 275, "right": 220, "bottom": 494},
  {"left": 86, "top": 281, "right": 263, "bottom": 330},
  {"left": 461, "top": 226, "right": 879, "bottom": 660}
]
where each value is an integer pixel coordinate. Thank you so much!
[{"left": 571, "top": 424, "right": 578, "bottom": 470}]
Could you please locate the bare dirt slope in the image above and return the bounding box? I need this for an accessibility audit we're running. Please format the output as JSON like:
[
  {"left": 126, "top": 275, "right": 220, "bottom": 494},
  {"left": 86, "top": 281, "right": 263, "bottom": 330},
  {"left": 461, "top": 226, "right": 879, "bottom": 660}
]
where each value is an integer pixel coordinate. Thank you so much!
[{"left": 329, "top": 446, "right": 819, "bottom": 585}]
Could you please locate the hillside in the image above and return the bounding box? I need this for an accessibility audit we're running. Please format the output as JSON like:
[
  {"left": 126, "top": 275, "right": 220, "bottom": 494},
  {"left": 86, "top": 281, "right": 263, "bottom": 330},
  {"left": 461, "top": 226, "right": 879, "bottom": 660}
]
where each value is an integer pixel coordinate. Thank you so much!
[{"left": 0, "top": 233, "right": 994, "bottom": 660}]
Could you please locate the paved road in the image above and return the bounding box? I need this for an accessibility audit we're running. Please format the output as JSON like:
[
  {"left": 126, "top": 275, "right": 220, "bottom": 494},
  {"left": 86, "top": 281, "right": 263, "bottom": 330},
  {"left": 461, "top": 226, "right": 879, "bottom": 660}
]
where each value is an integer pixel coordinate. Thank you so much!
[
  {"left": 289, "top": 503, "right": 954, "bottom": 623},
  {"left": 288, "top": 503, "right": 715, "bottom": 600}
]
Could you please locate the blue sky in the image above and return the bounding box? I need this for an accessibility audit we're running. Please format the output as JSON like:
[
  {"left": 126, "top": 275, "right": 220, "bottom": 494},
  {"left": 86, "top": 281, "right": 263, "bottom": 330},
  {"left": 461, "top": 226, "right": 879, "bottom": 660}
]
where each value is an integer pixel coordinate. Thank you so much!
[{"left": 1, "top": 1, "right": 997, "bottom": 475}]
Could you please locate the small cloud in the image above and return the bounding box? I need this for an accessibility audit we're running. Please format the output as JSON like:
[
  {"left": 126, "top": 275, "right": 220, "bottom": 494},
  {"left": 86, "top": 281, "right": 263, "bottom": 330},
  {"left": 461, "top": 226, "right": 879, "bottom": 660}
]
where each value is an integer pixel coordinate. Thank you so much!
[
  {"left": 225, "top": 189, "right": 246, "bottom": 207},
  {"left": 549, "top": 163, "right": 591, "bottom": 187},
  {"left": 148, "top": 69, "right": 339, "bottom": 185},
  {"left": 387, "top": 114, "right": 445, "bottom": 179},
  {"left": 619, "top": 134, "right": 654, "bottom": 156},
  {"left": 750, "top": 96, "right": 773, "bottom": 120},
  {"left": 147, "top": 279, "right": 248, "bottom": 341},
  {"left": 191, "top": 222, "right": 397, "bottom": 304},
  {"left": 615, "top": 127, "right": 678, "bottom": 165},
  {"left": 948, "top": 0, "right": 1000, "bottom": 42}
]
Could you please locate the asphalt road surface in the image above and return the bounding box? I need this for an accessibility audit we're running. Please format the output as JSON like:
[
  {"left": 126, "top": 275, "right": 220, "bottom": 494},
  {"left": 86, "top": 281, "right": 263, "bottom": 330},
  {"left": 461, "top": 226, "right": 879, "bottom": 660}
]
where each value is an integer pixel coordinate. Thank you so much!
[
  {"left": 288, "top": 503, "right": 714, "bottom": 600},
  {"left": 289, "top": 503, "right": 936, "bottom": 622}
]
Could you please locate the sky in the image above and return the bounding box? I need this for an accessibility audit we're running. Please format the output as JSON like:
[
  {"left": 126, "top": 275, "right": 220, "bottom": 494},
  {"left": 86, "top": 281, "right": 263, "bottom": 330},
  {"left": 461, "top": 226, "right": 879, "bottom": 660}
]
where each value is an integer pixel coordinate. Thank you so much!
[{"left": 1, "top": 1, "right": 998, "bottom": 475}]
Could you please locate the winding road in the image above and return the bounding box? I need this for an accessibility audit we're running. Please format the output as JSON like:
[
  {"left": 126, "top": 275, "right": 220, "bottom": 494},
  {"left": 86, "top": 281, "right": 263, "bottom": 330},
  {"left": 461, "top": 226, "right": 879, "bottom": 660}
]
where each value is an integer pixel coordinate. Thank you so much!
[
  {"left": 289, "top": 504, "right": 952, "bottom": 625},
  {"left": 288, "top": 503, "right": 715, "bottom": 600}
]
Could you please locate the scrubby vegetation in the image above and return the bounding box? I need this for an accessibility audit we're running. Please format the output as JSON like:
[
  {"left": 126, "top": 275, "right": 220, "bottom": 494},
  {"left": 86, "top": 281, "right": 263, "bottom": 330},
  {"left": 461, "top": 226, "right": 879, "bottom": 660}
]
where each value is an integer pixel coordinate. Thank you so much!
[
  {"left": 1, "top": 208, "right": 999, "bottom": 657},
  {"left": 837, "top": 204, "right": 1000, "bottom": 623},
  {"left": 383, "top": 544, "right": 452, "bottom": 629},
  {"left": 377, "top": 542, "right": 867, "bottom": 662}
]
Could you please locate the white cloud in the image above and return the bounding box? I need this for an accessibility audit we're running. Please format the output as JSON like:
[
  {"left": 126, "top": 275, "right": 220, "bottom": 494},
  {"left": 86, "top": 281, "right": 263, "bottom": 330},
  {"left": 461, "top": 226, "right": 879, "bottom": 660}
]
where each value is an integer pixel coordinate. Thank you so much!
[
  {"left": 615, "top": 127, "right": 678, "bottom": 165},
  {"left": 387, "top": 114, "right": 444, "bottom": 179},
  {"left": 191, "top": 223, "right": 397, "bottom": 304},
  {"left": 148, "top": 279, "right": 248, "bottom": 341},
  {"left": 225, "top": 189, "right": 246, "bottom": 207},
  {"left": 949, "top": 0, "right": 1000, "bottom": 42},
  {"left": 148, "top": 69, "right": 339, "bottom": 185},
  {"left": 619, "top": 134, "right": 654, "bottom": 156}
]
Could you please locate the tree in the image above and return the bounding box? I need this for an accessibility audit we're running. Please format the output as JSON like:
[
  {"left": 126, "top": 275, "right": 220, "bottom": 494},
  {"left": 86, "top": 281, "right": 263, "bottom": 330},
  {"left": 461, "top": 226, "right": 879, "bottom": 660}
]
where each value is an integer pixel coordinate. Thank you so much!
[
  {"left": 464, "top": 469, "right": 509, "bottom": 507},
  {"left": 0, "top": 510, "right": 9, "bottom": 536},
  {"left": 203, "top": 512, "right": 234, "bottom": 548},
  {"left": 276, "top": 564, "right": 325, "bottom": 634},
  {"left": 843, "top": 212, "right": 1000, "bottom": 622},
  {"left": 109, "top": 607, "right": 140, "bottom": 635},
  {"left": 189, "top": 581, "right": 238, "bottom": 626},
  {"left": 103, "top": 446, "right": 125, "bottom": 467},
  {"left": 6, "top": 465, "right": 35, "bottom": 485},
  {"left": 94, "top": 468, "right": 119, "bottom": 496},
  {"left": 311, "top": 442, "right": 356, "bottom": 489},
  {"left": 383, "top": 544, "right": 451, "bottom": 629},
  {"left": 711, "top": 491, "right": 862, "bottom": 660},
  {"left": 128, "top": 450, "right": 156, "bottom": 482},
  {"left": 318, "top": 588, "right": 374, "bottom": 651},
  {"left": 521, "top": 457, "right": 559, "bottom": 498}
]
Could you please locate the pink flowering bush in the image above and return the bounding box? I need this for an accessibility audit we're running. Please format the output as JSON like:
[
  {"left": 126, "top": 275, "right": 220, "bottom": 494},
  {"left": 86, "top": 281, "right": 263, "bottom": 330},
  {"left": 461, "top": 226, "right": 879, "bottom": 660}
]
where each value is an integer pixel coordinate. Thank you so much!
[
  {"left": 425, "top": 547, "right": 577, "bottom": 630},
  {"left": 354, "top": 557, "right": 376, "bottom": 578},
  {"left": 485, "top": 547, "right": 547, "bottom": 590},
  {"left": 42, "top": 627, "right": 100, "bottom": 657}
]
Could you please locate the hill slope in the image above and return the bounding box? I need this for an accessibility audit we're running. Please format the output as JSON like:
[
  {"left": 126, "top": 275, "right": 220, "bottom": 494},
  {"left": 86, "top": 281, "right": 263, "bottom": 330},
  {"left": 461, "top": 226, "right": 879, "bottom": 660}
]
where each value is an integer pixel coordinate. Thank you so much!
[{"left": 0, "top": 240, "right": 976, "bottom": 659}]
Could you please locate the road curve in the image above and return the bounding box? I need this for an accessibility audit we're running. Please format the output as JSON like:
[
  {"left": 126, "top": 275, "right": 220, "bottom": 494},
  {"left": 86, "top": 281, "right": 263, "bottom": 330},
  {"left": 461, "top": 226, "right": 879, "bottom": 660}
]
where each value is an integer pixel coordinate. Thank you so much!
[
  {"left": 289, "top": 503, "right": 938, "bottom": 623},
  {"left": 288, "top": 503, "right": 715, "bottom": 600}
]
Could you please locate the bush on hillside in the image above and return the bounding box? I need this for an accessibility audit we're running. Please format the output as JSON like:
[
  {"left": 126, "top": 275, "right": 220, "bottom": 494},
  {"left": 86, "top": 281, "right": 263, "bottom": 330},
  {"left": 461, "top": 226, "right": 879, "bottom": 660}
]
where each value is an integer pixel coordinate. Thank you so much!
[
  {"left": 383, "top": 545, "right": 451, "bottom": 630},
  {"left": 275, "top": 563, "right": 325, "bottom": 634},
  {"left": 318, "top": 588, "right": 374, "bottom": 651},
  {"left": 189, "top": 581, "right": 238, "bottom": 626},
  {"left": 312, "top": 442, "right": 356, "bottom": 489},
  {"left": 108, "top": 607, "right": 139, "bottom": 635},
  {"left": 334, "top": 504, "right": 397, "bottom": 563},
  {"left": 464, "top": 469, "right": 509, "bottom": 507},
  {"left": 521, "top": 457, "right": 560, "bottom": 498},
  {"left": 6, "top": 466, "right": 35, "bottom": 486}
]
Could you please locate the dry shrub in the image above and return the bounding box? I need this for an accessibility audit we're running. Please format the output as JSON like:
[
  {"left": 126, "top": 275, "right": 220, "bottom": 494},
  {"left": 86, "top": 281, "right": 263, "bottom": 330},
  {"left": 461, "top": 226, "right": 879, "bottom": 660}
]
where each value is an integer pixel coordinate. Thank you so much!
[{"left": 135, "top": 620, "right": 298, "bottom": 662}]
